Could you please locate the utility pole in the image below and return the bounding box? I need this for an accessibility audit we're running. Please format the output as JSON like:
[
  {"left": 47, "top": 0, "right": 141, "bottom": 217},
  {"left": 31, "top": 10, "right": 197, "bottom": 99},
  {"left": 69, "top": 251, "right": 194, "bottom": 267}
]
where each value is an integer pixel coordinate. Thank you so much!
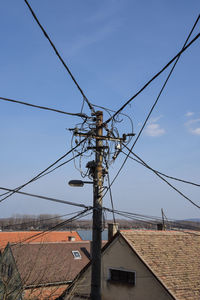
[
  {"left": 91, "top": 111, "right": 103, "bottom": 300},
  {"left": 70, "top": 110, "right": 133, "bottom": 299}
]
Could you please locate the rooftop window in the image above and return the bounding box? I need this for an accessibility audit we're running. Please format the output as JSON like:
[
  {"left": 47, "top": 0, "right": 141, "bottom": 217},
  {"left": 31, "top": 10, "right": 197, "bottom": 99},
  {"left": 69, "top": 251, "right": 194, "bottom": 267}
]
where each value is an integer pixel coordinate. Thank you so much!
[{"left": 72, "top": 250, "right": 81, "bottom": 259}]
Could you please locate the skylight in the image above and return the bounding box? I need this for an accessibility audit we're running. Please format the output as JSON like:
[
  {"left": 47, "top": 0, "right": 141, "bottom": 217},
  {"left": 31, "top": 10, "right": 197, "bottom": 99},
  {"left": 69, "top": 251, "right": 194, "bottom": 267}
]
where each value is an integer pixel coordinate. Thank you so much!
[{"left": 72, "top": 250, "right": 81, "bottom": 259}]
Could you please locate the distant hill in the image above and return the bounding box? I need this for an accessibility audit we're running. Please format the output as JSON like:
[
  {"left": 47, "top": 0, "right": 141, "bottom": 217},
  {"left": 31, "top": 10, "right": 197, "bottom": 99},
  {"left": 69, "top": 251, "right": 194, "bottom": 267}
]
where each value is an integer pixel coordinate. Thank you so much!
[{"left": 184, "top": 218, "right": 200, "bottom": 222}]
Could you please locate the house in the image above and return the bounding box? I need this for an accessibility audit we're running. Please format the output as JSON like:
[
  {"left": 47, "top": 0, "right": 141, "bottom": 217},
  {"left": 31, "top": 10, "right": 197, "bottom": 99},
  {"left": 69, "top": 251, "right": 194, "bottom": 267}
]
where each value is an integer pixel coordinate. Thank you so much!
[
  {"left": 60, "top": 229, "right": 200, "bottom": 300},
  {"left": 0, "top": 241, "right": 91, "bottom": 300},
  {"left": 0, "top": 231, "right": 82, "bottom": 251}
]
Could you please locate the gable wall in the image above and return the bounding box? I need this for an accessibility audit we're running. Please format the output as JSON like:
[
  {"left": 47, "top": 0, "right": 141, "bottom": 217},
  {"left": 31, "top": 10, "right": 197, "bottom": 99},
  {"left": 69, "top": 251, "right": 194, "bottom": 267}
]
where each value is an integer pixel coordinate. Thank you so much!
[
  {"left": 101, "top": 235, "right": 174, "bottom": 300},
  {"left": 66, "top": 235, "right": 175, "bottom": 300},
  {"left": 0, "top": 245, "right": 22, "bottom": 300}
]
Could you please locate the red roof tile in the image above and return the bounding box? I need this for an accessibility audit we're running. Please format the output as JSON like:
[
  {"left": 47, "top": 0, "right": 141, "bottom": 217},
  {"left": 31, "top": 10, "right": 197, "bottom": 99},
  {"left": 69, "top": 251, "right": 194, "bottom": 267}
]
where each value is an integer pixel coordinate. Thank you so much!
[
  {"left": 0, "top": 231, "right": 82, "bottom": 250},
  {"left": 23, "top": 284, "right": 69, "bottom": 300}
]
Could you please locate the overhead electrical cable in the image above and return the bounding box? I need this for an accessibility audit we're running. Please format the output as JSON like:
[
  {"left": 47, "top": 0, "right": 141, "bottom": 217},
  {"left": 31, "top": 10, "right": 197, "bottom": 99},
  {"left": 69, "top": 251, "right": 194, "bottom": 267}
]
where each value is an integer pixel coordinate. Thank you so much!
[
  {"left": 92, "top": 103, "right": 134, "bottom": 132},
  {"left": 108, "top": 210, "right": 200, "bottom": 236},
  {"left": 12, "top": 208, "right": 92, "bottom": 245},
  {"left": 24, "top": 0, "right": 95, "bottom": 114},
  {"left": 36, "top": 149, "right": 88, "bottom": 180},
  {"left": 106, "top": 169, "right": 116, "bottom": 224},
  {"left": 121, "top": 150, "right": 200, "bottom": 187},
  {"left": 0, "top": 138, "right": 87, "bottom": 202},
  {"left": 0, "top": 186, "right": 92, "bottom": 209},
  {"left": 104, "top": 25, "right": 200, "bottom": 125},
  {"left": 104, "top": 207, "right": 200, "bottom": 232},
  {"left": 1, "top": 210, "right": 84, "bottom": 229},
  {"left": 0, "top": 150, "right": 88, "bottom": 199},
  {"left": 122, "top": 143, "right": 200, "bottom": 210},
  {"left": 102, "top": 15, "right": 200, "bottom": 197},
  {"left": 0, "top": 97, "right": 88, "bottom": 119}
]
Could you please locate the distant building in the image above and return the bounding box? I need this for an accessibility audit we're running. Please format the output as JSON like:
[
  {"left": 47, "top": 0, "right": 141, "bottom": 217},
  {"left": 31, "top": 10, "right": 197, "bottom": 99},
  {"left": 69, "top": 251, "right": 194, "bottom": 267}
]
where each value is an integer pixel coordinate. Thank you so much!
[{"left": 60, "top": 230, "right": 200, "bottom": 300}]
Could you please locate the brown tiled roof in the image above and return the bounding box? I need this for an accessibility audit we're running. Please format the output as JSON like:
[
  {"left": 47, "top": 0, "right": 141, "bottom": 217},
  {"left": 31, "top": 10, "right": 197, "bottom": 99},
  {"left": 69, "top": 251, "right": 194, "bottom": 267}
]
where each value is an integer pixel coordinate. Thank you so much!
[
  {"left": 121, "top": 230, "right": 200, "bottom": 300},
  {"left": 23, "top": 284, "right": 69, "bottom": 300},
  {"left": 0, "top": 231, "right": 82, "bottom": 250},
  {"left": 10, "top": 242, "right": 90, "bottom": 286}
]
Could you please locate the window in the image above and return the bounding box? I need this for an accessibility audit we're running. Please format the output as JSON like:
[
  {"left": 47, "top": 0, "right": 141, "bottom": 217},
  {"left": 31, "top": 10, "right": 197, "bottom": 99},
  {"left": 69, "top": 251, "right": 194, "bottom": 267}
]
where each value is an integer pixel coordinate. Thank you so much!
[
  {"left": 108, "top": 269, "right": 136, "bottom": 285},
  {"left": 72, "top": 250, "right": 81, "bottom": 259}
]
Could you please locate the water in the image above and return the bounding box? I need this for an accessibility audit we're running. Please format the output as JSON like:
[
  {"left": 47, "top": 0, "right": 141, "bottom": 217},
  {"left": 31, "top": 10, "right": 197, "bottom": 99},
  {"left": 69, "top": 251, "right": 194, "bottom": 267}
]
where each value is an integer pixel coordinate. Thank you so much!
[{"left": 77, "top": 229, "right": 108, "bottom": 241}]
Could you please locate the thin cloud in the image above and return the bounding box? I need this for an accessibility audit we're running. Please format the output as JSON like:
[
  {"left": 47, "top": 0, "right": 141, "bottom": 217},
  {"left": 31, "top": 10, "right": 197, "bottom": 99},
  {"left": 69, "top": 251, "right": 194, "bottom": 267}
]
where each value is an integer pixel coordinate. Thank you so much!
[
  {"left": 86, "top": 7, "right": 118, "bottom": 24},
  {"left": 185, "top": 118, "right": 200, "bottom": 126},
  {"left": 148, "top": 115, "right": 163, "bottom": 124},
  {"left": 65, "top": 21, "right": 120, "bottom": 57},
  {"left": 145, "top": 123, "right": 165, "bottom": 137},
  {"left": 185, "top": 111, "right": 194, "bottom": 117},
  {"left": 144, "top": 115, "right": 165, "bottom": 137},
  {"left": 190, "top": 128, "right": 200, "bottom": 135},
  {"left": 185, "top": 118, "right": 200, "bottom": 135}
]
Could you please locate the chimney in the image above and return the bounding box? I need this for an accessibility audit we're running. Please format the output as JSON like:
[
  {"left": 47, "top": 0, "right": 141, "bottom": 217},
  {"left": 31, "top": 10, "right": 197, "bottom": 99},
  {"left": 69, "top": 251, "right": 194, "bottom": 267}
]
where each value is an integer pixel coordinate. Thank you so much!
[
  {"left": 68, "top": 236, "right": 75, "bottom": 241},
  {"left": 108, "top": 223, "right": 119, "bottom": 241},
  {"left": 157, "top": 223, "right": 164, "bottom": 231}
]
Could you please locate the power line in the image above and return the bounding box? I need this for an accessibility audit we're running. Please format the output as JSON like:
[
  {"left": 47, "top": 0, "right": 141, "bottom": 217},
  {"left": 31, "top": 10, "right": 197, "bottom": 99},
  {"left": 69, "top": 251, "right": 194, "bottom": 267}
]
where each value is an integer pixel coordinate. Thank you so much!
[
  {"left": 122, "top": 143, "right": 200, "bottom": 210},
  {"left": 92, "top": 103, "right": 134, "bottom": 133},
  {"left": 106, "top": 170, "right": 116, "bottom": 224},
  {"left": 0, "top": 97, "right": 88, "bottom": 119},
  {"left": 102, "top": 15, "right": 200, "bottom": 195},
  {"left": 121, "top": 150, "right": 200, "bottom": 187},
  {"left": 103, "top": 207, "right": 200, "bottom": 232},
  {"left": 24, "top": 0, "right": 95, "bottom": 114},
  {"left": 104, "top": 24, "right": 200, "bottom": 125},
  {"left": 0, "top": 138, "right": 87, "bottom": 202},
  {"left": 36, "top": 150, "right": 88, "bottom": 180},
  {"left": 0, "top": 150, "right": 88, "bottom": 199},
  {"left": 0, "top": 186, "right": 92, "bottom": 209},
  {"left": 2, "top": 203, "right": 199, "bottom": 233},
  {"left": 12, "top": 208, "right": 92, "bottom": 246},
  {"left": 1, "top": 210, "right": 84, "bottom": 229}
]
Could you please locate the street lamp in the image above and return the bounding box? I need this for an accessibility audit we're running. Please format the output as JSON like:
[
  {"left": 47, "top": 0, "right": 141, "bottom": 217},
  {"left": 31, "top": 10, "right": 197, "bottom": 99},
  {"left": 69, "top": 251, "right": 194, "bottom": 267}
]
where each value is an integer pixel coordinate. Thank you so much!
[{"left": 68, "top": 180, "right": 93, "bottom": 187}]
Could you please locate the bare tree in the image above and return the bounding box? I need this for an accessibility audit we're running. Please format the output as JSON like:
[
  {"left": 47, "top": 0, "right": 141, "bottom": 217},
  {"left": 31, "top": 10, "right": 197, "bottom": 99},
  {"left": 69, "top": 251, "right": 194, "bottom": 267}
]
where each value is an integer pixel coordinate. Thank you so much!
[{"left": 0, "top": 240, "right": 90, "bottom": 300}]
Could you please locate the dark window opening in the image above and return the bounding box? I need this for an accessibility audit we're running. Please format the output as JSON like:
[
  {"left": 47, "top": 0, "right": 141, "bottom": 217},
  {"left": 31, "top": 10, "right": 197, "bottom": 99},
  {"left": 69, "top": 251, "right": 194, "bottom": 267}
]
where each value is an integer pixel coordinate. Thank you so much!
[{"left": 109, "top": 269, "right": 135, "bottom": 285}]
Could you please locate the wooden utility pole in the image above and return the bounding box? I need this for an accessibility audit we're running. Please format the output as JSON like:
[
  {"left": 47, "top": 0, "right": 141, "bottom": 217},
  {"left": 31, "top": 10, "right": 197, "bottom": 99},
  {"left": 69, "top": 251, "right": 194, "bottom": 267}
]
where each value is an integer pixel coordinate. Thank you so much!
[
  {"left": 91, "top": 111, "right": 103, "bottom": 300},
  {"left": 72, "top": 110, "right": 126, "bottom": 299}
]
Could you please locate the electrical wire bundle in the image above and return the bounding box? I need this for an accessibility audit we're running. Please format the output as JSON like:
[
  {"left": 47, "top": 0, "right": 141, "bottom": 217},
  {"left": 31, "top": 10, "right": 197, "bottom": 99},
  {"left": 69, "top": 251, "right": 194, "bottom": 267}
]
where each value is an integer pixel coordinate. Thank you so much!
[{"left": 69, "top": 108, "right": 135, "bottom": 179}]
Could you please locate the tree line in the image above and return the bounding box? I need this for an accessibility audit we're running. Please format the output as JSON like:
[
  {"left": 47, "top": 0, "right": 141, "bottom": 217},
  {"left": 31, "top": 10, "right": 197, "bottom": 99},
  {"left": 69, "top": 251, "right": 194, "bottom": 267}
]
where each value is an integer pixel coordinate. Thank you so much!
[{"left": 0, "top": 214, "right": 199, "bottom": 231}]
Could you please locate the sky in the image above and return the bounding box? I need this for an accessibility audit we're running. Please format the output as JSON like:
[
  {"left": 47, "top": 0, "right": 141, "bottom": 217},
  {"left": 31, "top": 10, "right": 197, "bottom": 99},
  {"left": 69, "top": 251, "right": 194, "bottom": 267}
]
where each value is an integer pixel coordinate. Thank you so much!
[{"left": 0, "top": 0, "right": 200, "bottom": 221}]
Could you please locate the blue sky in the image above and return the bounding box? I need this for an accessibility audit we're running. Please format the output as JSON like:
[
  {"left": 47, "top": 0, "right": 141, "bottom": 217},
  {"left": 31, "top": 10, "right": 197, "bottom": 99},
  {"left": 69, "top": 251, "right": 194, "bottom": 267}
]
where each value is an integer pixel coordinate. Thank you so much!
[{"left": 0, "top": 0, "right": 200, "bottom": 220}]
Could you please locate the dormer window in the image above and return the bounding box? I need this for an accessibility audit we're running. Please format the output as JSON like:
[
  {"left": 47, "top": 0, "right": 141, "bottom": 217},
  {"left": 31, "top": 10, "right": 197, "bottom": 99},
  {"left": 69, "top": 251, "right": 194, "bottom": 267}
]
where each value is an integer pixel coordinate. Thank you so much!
[{"left": 72, "top": 250, "right": 81, "bottom": 259}]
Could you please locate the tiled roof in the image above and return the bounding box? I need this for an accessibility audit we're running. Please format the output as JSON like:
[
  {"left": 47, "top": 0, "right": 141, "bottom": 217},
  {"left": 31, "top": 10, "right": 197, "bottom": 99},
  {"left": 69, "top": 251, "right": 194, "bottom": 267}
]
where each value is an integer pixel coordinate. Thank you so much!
[
  {"left": 121, "top": 230, "right": 200, "bottom": 300},
  {"left": 10, "top": 241, "right": 90, "bottom": 286},
  {"left": 23, "top": 284, "right": 69, "bottom": 300},
  {"left": 0, "top": 231, "right": 82, "bottom": 250}
]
